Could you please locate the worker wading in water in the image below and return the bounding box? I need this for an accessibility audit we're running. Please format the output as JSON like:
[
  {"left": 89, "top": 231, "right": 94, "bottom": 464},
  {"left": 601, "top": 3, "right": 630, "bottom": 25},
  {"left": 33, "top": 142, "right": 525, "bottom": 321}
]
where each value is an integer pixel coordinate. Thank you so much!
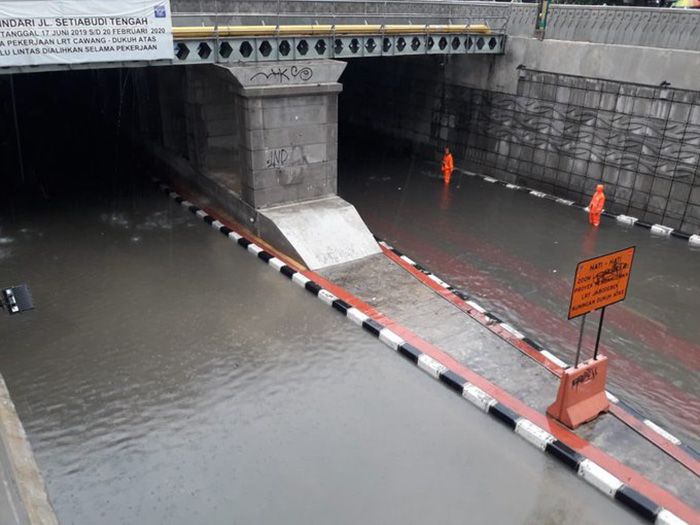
[
  {"left": 442, "top": 147, "right": 454, "bottom": 184},
  {"left": 588, "top": 184, "right": 606, "bottom": 227}
]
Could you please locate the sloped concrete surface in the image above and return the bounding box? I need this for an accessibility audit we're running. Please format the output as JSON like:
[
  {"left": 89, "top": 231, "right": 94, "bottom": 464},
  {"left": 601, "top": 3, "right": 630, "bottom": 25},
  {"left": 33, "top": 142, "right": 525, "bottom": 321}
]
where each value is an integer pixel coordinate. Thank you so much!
[
  {"left": 321, "top": 253, "right": 700, "bottom": 510},
  {"left": 260, "top": 196, "right": 381, "bottom": 270}
]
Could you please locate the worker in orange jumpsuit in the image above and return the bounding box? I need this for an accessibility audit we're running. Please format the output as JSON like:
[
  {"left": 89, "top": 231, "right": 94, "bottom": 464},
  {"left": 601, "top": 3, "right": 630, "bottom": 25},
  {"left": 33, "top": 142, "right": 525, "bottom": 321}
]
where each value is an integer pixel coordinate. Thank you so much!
[
  {"left": 588, "top": 184, "right": 606, "bottom": 227},
  {"left": 441, "top": 147, "right": 454, "bottom": 184}
]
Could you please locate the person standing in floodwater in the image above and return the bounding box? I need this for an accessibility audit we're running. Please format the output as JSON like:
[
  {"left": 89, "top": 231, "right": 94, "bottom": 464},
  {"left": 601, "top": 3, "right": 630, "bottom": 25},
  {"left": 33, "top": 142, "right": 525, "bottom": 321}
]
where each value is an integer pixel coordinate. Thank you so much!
[
  {"left": 588, "top": 184, "right": 606, "bottom": 227},
  {"left": 442, "top": 147, "right": 454, "bottom": 184}
]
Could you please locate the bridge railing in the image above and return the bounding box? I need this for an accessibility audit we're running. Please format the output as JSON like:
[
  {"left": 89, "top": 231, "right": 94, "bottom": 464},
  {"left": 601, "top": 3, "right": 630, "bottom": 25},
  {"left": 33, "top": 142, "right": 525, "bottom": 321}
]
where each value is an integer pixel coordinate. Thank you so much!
[
  {"left": 172, "top": 1, "right": 700, "bottom": 53},
  {"left": 545, "top": 5, "right": 700, "bottom": 52},
  {"left": 171, "top": 1, "right": 510, "bottom": 33}
]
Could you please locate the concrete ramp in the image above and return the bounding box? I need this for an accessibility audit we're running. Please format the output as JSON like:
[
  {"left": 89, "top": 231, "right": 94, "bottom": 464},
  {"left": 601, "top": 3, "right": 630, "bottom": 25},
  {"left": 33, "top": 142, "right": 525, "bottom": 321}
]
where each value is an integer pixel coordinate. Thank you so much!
[{"left": 259, "top": 196, "right": 380, "bottom": 270}]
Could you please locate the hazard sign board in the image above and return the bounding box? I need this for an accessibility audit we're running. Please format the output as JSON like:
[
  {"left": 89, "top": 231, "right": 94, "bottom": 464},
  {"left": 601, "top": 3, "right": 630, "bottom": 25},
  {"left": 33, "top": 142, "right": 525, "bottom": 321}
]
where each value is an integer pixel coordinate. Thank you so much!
[{"left": 568, "top": 246, "right": 635, "bottom": 320}]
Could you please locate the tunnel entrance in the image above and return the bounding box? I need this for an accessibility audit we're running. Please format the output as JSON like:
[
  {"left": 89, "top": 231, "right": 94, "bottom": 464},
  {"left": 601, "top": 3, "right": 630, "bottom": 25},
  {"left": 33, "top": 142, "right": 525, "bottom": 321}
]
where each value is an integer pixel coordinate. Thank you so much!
[
  {"left": 338, "top": 56, "right": 446, "bottom": 170},
  {"left": 0, "top": 68, "right": 159, "bottom": 213}
]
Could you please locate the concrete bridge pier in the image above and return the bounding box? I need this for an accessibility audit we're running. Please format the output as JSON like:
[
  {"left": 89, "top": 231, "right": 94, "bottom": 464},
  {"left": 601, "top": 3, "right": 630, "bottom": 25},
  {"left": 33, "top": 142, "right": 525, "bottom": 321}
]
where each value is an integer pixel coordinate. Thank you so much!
[
  {"left": 224, "top": 60, "right": 343, "bottom": 208},
  {"left": 162, "top": 60, "right": 379, "bottom": 269}
]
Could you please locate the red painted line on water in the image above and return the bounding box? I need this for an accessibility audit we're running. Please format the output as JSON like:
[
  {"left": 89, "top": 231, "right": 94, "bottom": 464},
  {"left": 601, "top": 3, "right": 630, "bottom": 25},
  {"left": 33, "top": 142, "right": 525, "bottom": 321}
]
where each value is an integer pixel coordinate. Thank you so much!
[
  {"left": 367, "top": 213, "right": 700, "bottom": 437},
  {"left": 381, "top": 242, "right": 700, "bottom": 477},
  {"left": 171, "top": 188, "right": 699, "bottom": 523},
  {"left": 305, "top": 273, "right": 699, "bottom": 524},
  {"left": 380, "top": 244, "right": 566, "bottom": 377},
  {"left": 381, "top": 209, "right": 700, "bottom": 373},
  {"left": 608, "top": 404, "right": 700, "bottom": 477}
]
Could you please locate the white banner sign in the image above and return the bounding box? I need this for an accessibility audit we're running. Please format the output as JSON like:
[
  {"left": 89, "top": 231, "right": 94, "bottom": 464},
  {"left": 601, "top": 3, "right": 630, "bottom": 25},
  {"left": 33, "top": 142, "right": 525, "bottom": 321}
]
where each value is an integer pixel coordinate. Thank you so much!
[{"left": 0, "top": 0, "right": 173, "bottom": 67}]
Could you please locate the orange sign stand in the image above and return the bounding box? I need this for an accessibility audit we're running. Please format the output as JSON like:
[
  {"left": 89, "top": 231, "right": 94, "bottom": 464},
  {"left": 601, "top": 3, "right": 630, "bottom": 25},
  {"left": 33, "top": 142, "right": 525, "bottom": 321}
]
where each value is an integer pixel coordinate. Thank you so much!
[
  {"left": 547, "top": 357, "right": 610, "bottom": 429},
  {"left": 548, "top": 247, "right": 636, "bottom": 429}
]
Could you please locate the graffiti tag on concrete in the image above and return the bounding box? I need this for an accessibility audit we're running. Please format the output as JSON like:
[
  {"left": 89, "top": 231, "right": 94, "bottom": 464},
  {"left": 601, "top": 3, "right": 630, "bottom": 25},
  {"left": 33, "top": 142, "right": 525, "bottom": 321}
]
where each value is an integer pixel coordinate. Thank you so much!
[
  {"left": 265, "top": 148, "right": 289, "bottom": 168},
  {"left": 250, "top": 66, "right": 313, "bottom": 84}
]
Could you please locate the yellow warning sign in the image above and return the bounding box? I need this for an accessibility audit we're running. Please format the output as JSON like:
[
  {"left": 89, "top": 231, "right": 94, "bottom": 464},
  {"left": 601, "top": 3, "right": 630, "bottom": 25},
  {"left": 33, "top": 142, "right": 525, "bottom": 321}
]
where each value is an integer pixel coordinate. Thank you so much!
[{"left": 568, "top": 246, "right": 635, "bottom": 320}]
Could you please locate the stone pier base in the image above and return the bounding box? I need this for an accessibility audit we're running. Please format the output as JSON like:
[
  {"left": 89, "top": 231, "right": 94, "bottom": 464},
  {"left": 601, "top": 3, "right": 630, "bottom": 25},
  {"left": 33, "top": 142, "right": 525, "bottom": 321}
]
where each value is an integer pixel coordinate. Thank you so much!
[{"left": 154, "top": 60, "right": 379, "bottom": 269}]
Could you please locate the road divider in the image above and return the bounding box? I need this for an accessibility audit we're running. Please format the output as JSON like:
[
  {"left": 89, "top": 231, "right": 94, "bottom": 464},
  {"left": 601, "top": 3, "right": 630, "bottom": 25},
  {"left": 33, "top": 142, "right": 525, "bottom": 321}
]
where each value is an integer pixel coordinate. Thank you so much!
[
  {"left": 154, "top": 179, "right": 697, "bottom": 525},
  {"left": 455, "top": 169, "right": 699, "bottom": 246},
  {"left": 376, "top": 236, "right": 700, "bottom": 476}
]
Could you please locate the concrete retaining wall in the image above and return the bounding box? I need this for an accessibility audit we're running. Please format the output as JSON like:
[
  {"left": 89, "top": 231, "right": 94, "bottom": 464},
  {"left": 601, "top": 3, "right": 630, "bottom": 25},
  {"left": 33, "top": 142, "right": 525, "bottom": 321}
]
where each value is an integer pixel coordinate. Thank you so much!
[{"left": 341, "top": 52, "right": 700, "bottom": 234}]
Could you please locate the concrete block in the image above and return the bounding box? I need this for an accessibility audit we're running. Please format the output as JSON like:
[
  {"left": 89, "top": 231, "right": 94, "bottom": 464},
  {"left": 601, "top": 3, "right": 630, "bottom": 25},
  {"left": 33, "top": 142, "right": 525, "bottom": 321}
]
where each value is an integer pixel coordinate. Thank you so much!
[
  {"left": 660, "top": 217, "right": 682, "bottom": 230},
  {"left": 687, "top": 204, "right": 700, "bottom": 220},
  {"left": 614, "top": 186, "right": 632, "bottom": 204},
  {"left": 634, "top": 174, "right": 653, "bottom": 193},
  {"left": 619, "top": 84, "right": 637, "bottom": 96},
  {"left": 542, "top": 84, "right": 557, "bottom": 102},
  {"left": 618, "top": 170, "right": 635, "bottom": 189},
  {"left": 690, "top": 105, "right": 700, "bottom": 125},
  {"left": 650, "top": 100, "right": 671, "bottom": 120},
  {"left": 602, "top": 165, "right": 619, "bottom": 185},
  {"left": 648, "top": 195, "right": 667, "bottom": 213},
  {"left": 599, "top": 93, "right": 617, "bottom": 112},
  {"left": 545, "top": 153, "right": 558, "bottom": 169},
  {"left": 670, "top": 182, "right": 691, "bottom": 202},
  {"left": 585, "top": 161, "right": 602, "bottom": 181},
  {"left": 606, "top": 202, "right": 627, "bottom": 215},
  {"left": 664, "top": 100, "right": 692, "bottom": 123},
  {"left": 262, "top": 104, "right": 328, "bottom": 129},
  {"left": 665, "top": 199, "right": 687, "bottom": 219},
  {"left": 632, "top": 98, "right": 651, "bottom": 117},
  {"left": 651, "top": 178, "right": 672, "bottom": 197},
  {"left": 573, "top": 159, "right": 588, "bottom": 176},
  {"left": 672, "top": 90, "right": 695, "bottom": 103},
  {"left": 543, "top": 167, "right": 558, "bottom": 183},
  {"left": 616, "top": 96, "right": 635, "bottom": 114},
  {"left": 261, "top": 94, "right": 328, "bottom": 109},
  {"left": 583, "top": 178, "right": 600, "bottom": 195},
  {"left": 533, "top": 149, "right": 546, "bottom": 166},
  {"left": 241, "top": 97, "right": 263, "bottom": 112},
  {"left": 630, "top": 189, "right": 650, "bottom": 208},
  {"left": 517, "top": 160, "right": 532, "bottom": 176},
  {"left": 629, "top": 205, "right": 647, "bottom": 218},
  {"left": 530, "top": 162, "right": 544, "bottom": 179},
  {"left": 555, "top": 87, "right": 571, "bottom": 104},
  {"left": 242, "top": 106, "right": 264, "bottom": 131},
  {"left": 690, "top": 186, "right": 700, "bottom": 206},
  {"left": 643, "top": 210, "right": 664, "bottom": 225}
]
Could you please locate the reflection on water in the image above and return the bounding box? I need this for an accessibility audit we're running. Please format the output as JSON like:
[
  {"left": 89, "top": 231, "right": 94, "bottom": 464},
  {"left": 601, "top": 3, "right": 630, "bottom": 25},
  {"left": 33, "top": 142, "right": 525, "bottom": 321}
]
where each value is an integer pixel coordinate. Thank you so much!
[
  {"left": 0, "top": 183, "right": 641, "bottom": 524},
  {"left": 340, "top": 146, "right": 700, "bottom": 448}
]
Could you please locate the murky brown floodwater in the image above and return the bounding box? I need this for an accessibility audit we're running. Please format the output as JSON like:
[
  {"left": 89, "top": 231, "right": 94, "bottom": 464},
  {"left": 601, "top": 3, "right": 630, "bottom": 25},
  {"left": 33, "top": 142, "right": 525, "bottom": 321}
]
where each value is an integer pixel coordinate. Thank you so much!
[
  {"left": 0, "top": 177, "right": 644, "bottom": 524},
  {"left": 339, "top": 142, "right": 700, "bottom": 449}
]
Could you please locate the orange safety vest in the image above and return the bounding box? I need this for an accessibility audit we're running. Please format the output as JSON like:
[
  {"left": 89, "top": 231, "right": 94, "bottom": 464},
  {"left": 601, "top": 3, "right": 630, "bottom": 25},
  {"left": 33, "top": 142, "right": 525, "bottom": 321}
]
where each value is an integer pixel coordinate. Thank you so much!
[
  {"left": 442, "top": 153, "right": 454, "bottom": 173},
  {"left": 589, "top": 190, "right": 605, "bottom": 214}
]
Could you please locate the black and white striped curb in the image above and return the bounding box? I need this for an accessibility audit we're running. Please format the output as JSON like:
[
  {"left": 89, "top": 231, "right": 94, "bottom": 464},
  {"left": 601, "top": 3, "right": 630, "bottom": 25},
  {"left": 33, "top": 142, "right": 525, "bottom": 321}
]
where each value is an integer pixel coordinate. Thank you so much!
[
  {"left": 377, "top": 236, "right": 700, "bottom": 464},
  {"left": 455, "top": 169, "right": 700, "bottom": 248},
  {"left": 156, "top": 180, "right": 688, "bottom": 524},
  {"left": 606, "top": 390, "right": 700, "bottom": 464},
  {"left": 375, "top": 236, "right": 572, "bottom": 368}
]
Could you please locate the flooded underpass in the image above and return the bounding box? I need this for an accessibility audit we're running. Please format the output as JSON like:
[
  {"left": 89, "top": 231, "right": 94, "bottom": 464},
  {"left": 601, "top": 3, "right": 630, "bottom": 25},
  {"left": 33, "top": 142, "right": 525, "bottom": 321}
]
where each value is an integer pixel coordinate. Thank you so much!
[
  {"left": 0, "top": 68, "right": 648, "bottom": 524},
  {"left": 0, "top": 175, "right": 647, "bottom": 524},
  {"left": 337, "top": 134, "right": 700, "bottom": 451}
]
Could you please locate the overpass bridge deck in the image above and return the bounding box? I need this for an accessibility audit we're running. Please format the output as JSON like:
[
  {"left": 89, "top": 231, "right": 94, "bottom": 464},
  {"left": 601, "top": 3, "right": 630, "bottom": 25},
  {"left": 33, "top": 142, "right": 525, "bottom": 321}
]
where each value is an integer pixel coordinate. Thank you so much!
[{"left": 0, "top": 24, "right": 505, "bottom": 76}]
